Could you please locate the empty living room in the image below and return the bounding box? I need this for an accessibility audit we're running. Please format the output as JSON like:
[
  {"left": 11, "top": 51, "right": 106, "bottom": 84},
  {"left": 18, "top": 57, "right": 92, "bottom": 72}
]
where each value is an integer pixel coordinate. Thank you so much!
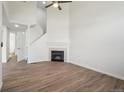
[{"left": 0, "top": 0, "right": 124, "bottom": 92}]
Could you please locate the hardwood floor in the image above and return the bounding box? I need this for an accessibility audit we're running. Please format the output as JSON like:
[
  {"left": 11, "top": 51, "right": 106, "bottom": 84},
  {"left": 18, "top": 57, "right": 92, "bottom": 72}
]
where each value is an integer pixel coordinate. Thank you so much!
[{"left": 1, "top": 56, "right": 124, "bottom": 92}]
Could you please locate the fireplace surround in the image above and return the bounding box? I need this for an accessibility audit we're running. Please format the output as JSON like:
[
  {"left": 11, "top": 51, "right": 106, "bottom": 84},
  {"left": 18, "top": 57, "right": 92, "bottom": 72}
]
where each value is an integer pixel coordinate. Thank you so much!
[{"left": 49, "top": 47, "right": 68, "bottom": 62}]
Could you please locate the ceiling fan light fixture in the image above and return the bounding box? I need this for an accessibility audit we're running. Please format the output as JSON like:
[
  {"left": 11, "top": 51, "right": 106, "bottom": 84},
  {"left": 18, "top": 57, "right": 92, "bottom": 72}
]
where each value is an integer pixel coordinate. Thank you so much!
[
  {"left": 45, "top": 1, "right": 72, "bottom": 10},
  {"left": 15, "top": 24, "right": 19, "bottom": 28},
  {"left": 42, "top": 1, "right": 46, "bottom": 4},
  {"left": 53, "top": 2, "right": 59, "bottom": 8}
]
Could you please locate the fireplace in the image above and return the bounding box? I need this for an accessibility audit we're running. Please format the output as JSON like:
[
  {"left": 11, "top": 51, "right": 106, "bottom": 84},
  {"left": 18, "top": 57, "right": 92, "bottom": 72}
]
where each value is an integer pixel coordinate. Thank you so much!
[{"left": 51, "top": 51, "right": 64, "bottom": 62}]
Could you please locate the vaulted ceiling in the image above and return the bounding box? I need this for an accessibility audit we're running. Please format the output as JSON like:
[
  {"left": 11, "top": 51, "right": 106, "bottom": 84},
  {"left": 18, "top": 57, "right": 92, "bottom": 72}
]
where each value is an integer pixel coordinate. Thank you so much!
[{"left": 2, "top": 1, "right": 46, "bottom": 32}]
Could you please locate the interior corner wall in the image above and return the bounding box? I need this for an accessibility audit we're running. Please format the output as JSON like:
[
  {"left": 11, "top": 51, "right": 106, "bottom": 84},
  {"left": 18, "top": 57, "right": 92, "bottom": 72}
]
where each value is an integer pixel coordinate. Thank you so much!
[
  {"left": 0, "top": 1, "right": 2, "bottom": 90},
  {"left": 47, "top": 3, "right": 70, "bottom": 43},
  {"left": 69, "top": 1, "right": 124, "bottom": 80},
  {"left": 1, "top": 26, "right": 10, "bottom": 63},
  {"left": 28, "top": 34, "right": 49, "bottom": 63},
  {"left": 27, "top": 5, "right": 48, "bottom": 63},
  {"left": 2, "top": 26, "right": 8, "bottom": 63}
]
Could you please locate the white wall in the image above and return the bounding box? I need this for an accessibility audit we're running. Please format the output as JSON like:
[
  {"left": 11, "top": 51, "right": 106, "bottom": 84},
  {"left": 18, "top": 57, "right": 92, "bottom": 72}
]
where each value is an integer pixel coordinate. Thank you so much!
[
  {"left": 27, "top": 4, "right": 48, "bottom": 63},
  {"left": 2, "top": 26, "right": 9, "bottom": 63},
  {"left": 47, "top": 3, "right": 70, "bottom": 43},
  {"left": 37, "top": 2, "right": 47, "bottom": 34},
  {"left": 70, "top": 1, "right": 124, "bottom": 80},
  {"left": 30, "top": 25, "right": 44, "bottom": 44},
  {"left": 0, "top": 1, "right": 2, "bottom": 90},
  {"left": 2, "top": 3, "right": 10, "bottom": 63},
  {"left": 6, "top": 29, "right": 9, "bottom": 60},
  {"left": 28, "top": 34, "right": 48, "bottom": 63},
  {"left": 4, "top": 1, "right": 37, "bottom": 25}
]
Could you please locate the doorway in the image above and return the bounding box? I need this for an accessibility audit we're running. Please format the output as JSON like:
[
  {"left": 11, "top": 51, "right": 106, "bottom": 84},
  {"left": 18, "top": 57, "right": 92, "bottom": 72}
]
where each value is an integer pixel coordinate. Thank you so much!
[
  {"left": 9, "top": 32, "right": 16, "bottom": 59},
  {"left": 8, "top": 31, "right": 26, "bottom": 63},
  {"left": 16, "top": 31, "right": 26, "bottom": 62}
]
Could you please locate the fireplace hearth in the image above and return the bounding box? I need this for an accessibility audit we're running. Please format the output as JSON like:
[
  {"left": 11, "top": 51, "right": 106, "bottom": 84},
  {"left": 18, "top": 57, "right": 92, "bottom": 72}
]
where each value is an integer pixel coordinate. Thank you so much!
[{"left": 51, "top": 51, "right": 64, "bottom": 62}]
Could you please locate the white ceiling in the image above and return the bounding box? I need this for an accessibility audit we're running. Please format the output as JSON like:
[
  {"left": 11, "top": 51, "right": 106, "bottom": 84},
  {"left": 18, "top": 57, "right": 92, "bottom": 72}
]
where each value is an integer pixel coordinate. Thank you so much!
[{"left": 3, "top": 1, "right": 46, "bottom": 31}]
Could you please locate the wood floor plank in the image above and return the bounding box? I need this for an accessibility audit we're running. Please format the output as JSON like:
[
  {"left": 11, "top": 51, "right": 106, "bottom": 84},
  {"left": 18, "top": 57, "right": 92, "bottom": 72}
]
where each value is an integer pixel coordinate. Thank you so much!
[{"left": 1, "top": 56, "right": 124, "bottom": 92}]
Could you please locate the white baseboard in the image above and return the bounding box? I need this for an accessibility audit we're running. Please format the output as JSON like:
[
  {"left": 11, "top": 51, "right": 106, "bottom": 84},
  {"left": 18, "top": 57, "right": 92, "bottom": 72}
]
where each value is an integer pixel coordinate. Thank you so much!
[
  {"left": 0, "top": 82, "right": 3, "bottom": 91},
  {"left": 70, "top": 61, "right": 124, "bottom": 81},
  {"left": 85, "top": 65, "right": 124, "bottom": 80}
]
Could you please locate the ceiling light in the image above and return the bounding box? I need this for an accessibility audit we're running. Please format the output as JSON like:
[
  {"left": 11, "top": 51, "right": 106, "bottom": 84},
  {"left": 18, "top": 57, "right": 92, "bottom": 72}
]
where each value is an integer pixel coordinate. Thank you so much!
[
  {"left": 42, "top": 1, "right": 46, "bottom": 4},
  {"left": 15, "top": 24, "right": 19, "bottom": 27},
  {"left": 22, "top": 32, "right": 25, "bottom": 34},
  {"left": 53, "top": 2, "right": 59, "bottom": 8}
]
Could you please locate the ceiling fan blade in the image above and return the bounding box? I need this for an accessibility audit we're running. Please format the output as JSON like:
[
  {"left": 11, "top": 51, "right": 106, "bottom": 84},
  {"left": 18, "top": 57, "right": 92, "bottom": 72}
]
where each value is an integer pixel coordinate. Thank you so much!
[
  {"left": 45, "top": 3, "right": 53, "bottom": 8},
  {"left": 58, "top": 1, "right": 72, "bottom": 3},
  {"left": 58, "top": 5, "right": 62, "bottom": 10}
]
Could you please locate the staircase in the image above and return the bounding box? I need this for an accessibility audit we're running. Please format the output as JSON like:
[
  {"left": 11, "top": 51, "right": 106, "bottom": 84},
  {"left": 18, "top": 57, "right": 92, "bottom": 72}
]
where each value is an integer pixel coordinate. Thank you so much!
[
  {"left": 30, "top": 1, "right": 47, "bottom": 45},
  {"left": 30, "top": 24, "right": 46, "bottom": 45},
  {"left": 27, "top": 2, "right": 48, "bottom": 63}
]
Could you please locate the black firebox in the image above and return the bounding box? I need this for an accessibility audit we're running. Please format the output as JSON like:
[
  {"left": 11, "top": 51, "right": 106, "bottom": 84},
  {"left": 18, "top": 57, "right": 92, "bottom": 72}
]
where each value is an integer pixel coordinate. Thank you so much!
[{"left": 51, "top": 51, "right": 64, "bottom": 62}]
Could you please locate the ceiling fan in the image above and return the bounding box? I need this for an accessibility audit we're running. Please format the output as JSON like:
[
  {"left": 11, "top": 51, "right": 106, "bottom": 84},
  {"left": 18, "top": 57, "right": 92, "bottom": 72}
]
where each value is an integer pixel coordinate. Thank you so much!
[{"left": 45, "top": 1, "right": 72, "bottom": 10}]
